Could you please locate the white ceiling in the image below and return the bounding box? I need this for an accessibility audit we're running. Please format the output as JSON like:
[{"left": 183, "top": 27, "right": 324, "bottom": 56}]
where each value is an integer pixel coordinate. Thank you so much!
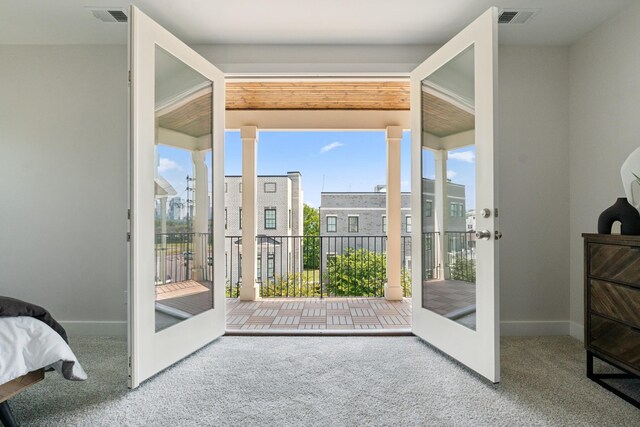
[{"left": 0, "top": 0, "right": 635, "bottom": 46}]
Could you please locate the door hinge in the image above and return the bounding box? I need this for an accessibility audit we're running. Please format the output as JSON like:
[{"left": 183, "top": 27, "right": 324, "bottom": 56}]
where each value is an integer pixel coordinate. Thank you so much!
[
  {"left": 127, "top": 232, "right": 131, "bottom": 242},
  {"left": 127, "top": 208, "right": 131, "bottom": 220},
  {"left": 128, "top": 356, "right": 131, "bottom": 368},
  {"left": 128, "top": 70, "right": 131, "bottom": 83}
]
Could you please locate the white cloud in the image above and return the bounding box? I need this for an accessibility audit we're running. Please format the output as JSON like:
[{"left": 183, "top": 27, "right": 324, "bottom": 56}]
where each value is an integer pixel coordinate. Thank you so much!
[
  {"left": 449, "top": 150, "right": 476, "bottom": 163},
  {"left": 320, "top": 141, "right": 344, "bottom": 154},
  {"left": 158, "top": 158, "right": 181, "bottom": 173},
  {"left": 447, "top": 170, "right": 458, "bottom": 180}
]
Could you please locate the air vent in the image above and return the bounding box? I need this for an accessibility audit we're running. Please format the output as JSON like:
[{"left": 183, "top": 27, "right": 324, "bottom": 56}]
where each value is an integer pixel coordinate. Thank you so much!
[
  {"left": 498, "top": 9, "right": 540, "bottom": 24},
  {"left": 88, "top": 7, "right": 128, "bottom": 23}
]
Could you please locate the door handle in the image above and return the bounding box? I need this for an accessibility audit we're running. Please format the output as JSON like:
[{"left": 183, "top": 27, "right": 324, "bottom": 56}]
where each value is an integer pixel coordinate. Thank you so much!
[{"left": 476, "top": 230, "right": 491, "bottom": 240}]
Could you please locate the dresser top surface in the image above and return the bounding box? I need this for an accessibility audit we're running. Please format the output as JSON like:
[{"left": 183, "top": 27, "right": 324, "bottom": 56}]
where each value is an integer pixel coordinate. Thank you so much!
[{"left": 582, "top": 233, "right": 640, "bottom": 244}]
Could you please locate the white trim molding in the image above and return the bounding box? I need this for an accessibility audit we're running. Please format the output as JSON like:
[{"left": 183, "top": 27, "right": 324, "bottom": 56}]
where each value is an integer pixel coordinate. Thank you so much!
[{"left": 60, "top": 321, "right": 128, "bottom": 337}]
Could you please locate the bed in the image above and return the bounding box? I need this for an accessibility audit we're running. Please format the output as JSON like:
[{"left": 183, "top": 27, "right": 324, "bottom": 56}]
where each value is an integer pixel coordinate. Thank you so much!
[{"left": 0, "top": 297, "right": 86, "bottom": 427}]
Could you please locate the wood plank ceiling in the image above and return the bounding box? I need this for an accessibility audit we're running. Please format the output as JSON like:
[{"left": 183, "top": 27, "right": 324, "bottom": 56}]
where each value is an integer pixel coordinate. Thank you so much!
[
  {"left": 225, "top": 81, "right": 410, "bottom": 110},
  {"left": 155, "top": 81, "right": 473, "bottom": 137}
]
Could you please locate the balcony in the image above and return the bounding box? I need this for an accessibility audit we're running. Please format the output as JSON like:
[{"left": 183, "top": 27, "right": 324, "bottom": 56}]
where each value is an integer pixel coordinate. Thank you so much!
[{"left": 154, "top": 232, "right": 476, "bottom": 330}]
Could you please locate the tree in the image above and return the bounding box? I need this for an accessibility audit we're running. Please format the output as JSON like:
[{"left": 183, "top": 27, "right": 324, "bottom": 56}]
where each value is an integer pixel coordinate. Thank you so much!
[{"left": 303, "top": 204, "right": 320, "bottom": 269}]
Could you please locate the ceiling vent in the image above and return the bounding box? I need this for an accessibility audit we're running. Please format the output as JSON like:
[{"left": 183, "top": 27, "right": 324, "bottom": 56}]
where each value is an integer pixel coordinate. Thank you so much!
[
  {"left": 498, "top": 9, "right": 540, "bottom": 24},
  {"left": 88, "top": 7, "right": 128, "bottom": 23}
]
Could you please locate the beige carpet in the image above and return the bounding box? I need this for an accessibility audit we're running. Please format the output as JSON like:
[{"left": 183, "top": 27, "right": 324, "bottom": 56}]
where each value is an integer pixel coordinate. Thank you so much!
[{"left": 9, "top": 336, "right": 640, "bottom": 426}]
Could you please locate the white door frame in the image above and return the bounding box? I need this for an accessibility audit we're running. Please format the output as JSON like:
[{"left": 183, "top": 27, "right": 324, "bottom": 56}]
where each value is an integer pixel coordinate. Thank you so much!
[
  {"left": 410, "top": 8, "right": 500, "bottom": 383},
  {"left": 128, "top": 5, "right": 226, "bottom": 389}
]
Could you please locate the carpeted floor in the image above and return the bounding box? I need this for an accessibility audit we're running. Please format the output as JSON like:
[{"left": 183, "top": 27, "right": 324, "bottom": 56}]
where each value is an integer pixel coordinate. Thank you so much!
[{"left": 9, "top": 336, "right": 640, "bottom": 426}]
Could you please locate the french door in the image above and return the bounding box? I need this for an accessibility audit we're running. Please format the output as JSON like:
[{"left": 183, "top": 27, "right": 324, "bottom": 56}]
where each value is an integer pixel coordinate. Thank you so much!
[
  {"left": 411, "top": 8, "right": 500, "bottom": 382},
  {"left": 128, "top": 6, "right": 226, "bottom": 388}
]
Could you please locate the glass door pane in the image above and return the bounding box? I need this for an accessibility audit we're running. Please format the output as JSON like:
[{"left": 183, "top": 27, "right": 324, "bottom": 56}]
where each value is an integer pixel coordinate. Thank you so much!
[
  {"left": 154, "top": 46, "right": 214, "bottom": 332},
  {"left": 421, "top": 46, "right": 477, "bottom": 330}
]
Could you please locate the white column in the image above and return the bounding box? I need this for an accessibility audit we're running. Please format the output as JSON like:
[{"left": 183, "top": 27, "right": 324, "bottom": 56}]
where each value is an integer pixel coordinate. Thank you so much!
[
  {"left": 239, "top": 126, "right": 260, "bottom": 301},
  {"left": 385, "top": 126, "right": 403, "bottom": 301},
  {"left": 434, "top": 150, "right": 450, "bottom": 280},
  {"left": 192, "top": 150, "right": 208, "bottom": 281}
]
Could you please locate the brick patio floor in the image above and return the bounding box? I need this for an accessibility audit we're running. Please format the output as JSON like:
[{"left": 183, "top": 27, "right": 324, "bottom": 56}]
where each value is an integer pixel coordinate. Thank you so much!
[{"left": 225, "top": 297, "right": 412, "bottom": 330}]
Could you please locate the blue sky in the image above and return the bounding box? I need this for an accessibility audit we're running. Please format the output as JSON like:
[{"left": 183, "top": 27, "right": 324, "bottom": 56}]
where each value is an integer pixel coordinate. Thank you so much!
[{"left": 157, "top": 131, "right": 476, "bottom": 209}]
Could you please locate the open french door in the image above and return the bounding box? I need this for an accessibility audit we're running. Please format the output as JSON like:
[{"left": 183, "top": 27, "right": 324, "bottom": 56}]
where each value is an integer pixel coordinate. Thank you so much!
[
  {"left": 128, "top": 6, "right": 226, "bottom": 388},
  {"left": 411, "top": 8, "right": 500, "bottom": 382}
]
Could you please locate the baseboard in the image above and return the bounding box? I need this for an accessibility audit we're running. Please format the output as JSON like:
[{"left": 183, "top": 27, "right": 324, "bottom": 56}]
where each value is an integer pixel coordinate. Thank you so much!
[
  {"left": 569, "top": 321, "right": 584, "bottom": 342},
  {"left": 500, "top": 320, "right": 570, "bottom": 336},
  {"left": 60, "top": 321, "right": 127, "bottom": 337},
  {"left": 59, "top": 320, "right": 570, "bottom": 337}
]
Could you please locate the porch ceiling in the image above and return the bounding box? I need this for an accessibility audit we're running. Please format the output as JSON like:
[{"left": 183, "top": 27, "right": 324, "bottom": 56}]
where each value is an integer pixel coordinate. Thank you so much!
[
  {"left": 156, "top": 80, "right": 474, "bottom": 133},
  {"left": 225, "top": 81, "right": 410, "bottom": 111}
]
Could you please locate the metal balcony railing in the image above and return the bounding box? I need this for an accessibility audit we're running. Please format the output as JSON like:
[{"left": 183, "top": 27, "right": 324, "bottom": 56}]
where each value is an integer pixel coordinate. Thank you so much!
[{"left": 154, "top": 230, "right": 475, "bottom": 298}]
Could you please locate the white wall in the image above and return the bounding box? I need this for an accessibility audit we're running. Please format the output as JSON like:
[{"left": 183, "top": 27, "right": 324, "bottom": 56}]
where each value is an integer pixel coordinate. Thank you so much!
[
  {"left": 568, "top": 2, "right": 640, "bottom": 340},
  {"left": 499, "top": 46, "right": 570, "bottom": 334},
  {"left": 0, "top": 42, "right": 572, "bottom": 336},
  {"left": 0, "top": 45, "right": 128, "bottom": 335}
]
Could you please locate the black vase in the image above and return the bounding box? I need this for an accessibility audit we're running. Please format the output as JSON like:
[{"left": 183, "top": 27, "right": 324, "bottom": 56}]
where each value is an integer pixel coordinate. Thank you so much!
[{"left": 598, "top": 197, "right": 640, "bottom": 235}]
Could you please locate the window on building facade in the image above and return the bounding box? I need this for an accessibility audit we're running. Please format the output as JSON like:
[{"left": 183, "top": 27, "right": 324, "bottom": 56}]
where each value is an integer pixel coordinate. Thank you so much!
[
  {"left": 265, "top": 208, "right": 276, "bottom": 229},
  {"left": 382, "top": 215, "right": 387, "bottom": 233},
  {"left": 288, "top": 209, "right": 292, "bottom": 229},
  {"left": 225, "top": 208, "right": 227, "bottom": 229},
  {"left": 450, "top": 202, "right": 464, "bottom": 217},
  {"left": 239, "top": 183, "right": 242, "bottom": 193},
  {"left": 257, "top": 254, "right": 262, "bottom": 280},
  {"left": 348, "top": 216, "right": 359, "bottom": 233},
  {"left": 326, "top": 252, "right": 336, "bottom": 266},
  {"left": 225, "top": 182, "right": 228, "bottom": 193},
  {"left": 424, "top": 200, "right": 433, "bottom": 217},
  {"left": 264, "top": 182, "right": 276, "bottom": 193},
  {"left": 406, "top": 215, "right": 412, "bottom": 233},
  {"left": 326, "top": 216, "right": 337, "bottom": 232},
  {"left": 239, "top": 208, "right": 242, "bottom": 229},
  {"left": 267, "top": 253, "right": 275, "bottom": 279}
]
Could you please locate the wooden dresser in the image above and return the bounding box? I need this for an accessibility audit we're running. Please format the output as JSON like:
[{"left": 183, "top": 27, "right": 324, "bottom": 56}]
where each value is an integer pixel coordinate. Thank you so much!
[{"left": 583, "top": 233, "right": 640, "bottom": 408}]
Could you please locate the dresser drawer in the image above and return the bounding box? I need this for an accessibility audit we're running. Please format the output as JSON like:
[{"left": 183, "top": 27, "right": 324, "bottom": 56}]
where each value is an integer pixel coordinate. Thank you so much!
[
  {"left": 590, "top": 314, "right": 640, "bottom": 371},
  {"left": 589, "top": 243, "right": 640, "bottom": 284},
  {"left": 590, "top": 279, "right": 640, "bottom": 328}
]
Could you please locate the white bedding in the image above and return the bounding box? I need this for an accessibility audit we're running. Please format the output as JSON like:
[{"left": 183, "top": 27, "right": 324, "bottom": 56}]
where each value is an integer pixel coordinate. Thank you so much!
[{"left": 0, "top": 316, "right": 87, "bottom": 384}]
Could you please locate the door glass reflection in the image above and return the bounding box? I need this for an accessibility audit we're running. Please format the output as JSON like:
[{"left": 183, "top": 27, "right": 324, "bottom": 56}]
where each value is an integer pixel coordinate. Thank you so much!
[
  {"left": 154, "top": 46, "right": 214, "bottom": 332},
  {"left": 421, "top": 45, "right": 477, "bottom": 330}
]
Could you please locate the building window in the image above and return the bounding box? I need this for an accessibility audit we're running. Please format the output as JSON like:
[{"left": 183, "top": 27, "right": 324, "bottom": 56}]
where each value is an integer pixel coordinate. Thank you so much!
[
  {"left": 264, "top": 182, "right": 276, "bottom": 193},
  {"left": 406, "top": 215, "right": 412, "bottom": 233},
  {"left": 239, "top": 183, "right": 242, "bottom": 193},
  {"left": 239, "top": 208, "right": 242, "bottom": 230},
  {"left": 424, "top": 200, "right": 433, "bottom": 217},
  {"left": 257, "top": 254, "right": 262, "bottom": 280},
  {"left": 326, "top": 252, "right": 336, "bottom": 266},
  {"left": 225, "top": 208, "right": 227, "bottom": 229},
  {"left": 382, "top": 215, "right": 387, "bottom": 233},
  {"left": 288, "top": 209, "right": 292, "bottom": 229},
  {"left": 450, "top": 202, "right": 464, "bottom": 217},
  {"left": 264, "top": 208, "right": 276, "bottom": 229},
  {"left": 225, "top": 183, "right": 228, "bottom": 193},
  {"left": 267, "top": 253, "right": 275, "bottom": 279},
  {"left": 326, "top": 216, "right": 337, "bottom": 233},
  {"left": 348, "top": 216, "right": 359, "bottom": 233}
]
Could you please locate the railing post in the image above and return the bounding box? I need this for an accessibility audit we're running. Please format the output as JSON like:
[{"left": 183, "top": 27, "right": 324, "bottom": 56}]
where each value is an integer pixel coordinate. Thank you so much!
[{"left": 319, "top": 236, "right": 324, "bottom": 298}]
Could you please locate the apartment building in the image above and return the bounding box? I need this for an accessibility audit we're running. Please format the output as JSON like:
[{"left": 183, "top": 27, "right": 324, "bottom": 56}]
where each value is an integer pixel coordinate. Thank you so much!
[
  {"left": 224, "top": 172, "right": 303, "bottom": 285},
  {"left": 319, "top": 179, "right": 467, "bottom": 269}
]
